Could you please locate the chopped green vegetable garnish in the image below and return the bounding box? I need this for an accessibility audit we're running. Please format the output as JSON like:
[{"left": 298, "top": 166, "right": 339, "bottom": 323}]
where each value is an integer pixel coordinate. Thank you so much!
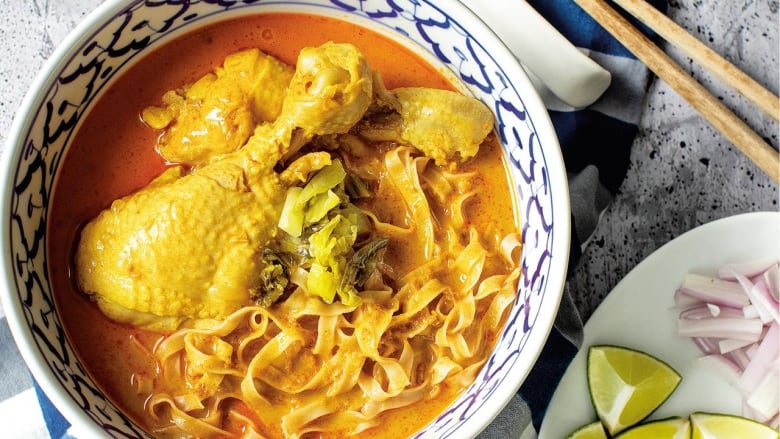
[
  {"left": 271, "top": 158, "right": 386, "bottom": 306},
  {"left": 278, "top": 186, "right": 304, "bottom": 237},
  {"left": 304, "top": 190, "right": 341, "bottom": 224},
  {"left": 344, "top": 173, "right": 372, "bottom": 199},
  {"left": 297, "top": 159, "right": 347, "bottom": 206},
  {"left": 341, "top": 238, "right": 389, "bottom": 291},
  {"left": 254, "top": 249, "right": 293, "bottom": 307},
  {"left": 278, "top": 160, "right": 348, "bottom": 238},
  {"left": 307, "top": 263, "right": 338, "bottom": 304}
]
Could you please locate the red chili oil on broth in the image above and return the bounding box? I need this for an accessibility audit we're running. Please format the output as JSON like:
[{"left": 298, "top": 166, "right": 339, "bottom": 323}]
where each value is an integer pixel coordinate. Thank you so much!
[{"left": 48, "top": 13, "right": 519, "bottom": 438}]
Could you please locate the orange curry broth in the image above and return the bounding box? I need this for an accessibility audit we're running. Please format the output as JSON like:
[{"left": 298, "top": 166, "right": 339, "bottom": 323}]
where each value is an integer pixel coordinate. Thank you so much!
[{"left": 48, "top": 13, "right": 517, "bottom": 438}]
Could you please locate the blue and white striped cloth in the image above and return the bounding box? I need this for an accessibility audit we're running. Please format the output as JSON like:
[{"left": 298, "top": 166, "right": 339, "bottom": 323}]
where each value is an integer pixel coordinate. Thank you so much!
[
  {"left": 0, "top": 1, "right": 666, "bottom": 437},
  {"left": 485, "top": 1, "right": 666, "bottom": 437}
]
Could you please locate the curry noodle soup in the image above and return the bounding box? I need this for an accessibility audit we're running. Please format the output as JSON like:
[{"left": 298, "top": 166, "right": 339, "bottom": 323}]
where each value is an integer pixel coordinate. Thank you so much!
[{"left": 49, "top": 13, "right": 521, "bottom": 438}]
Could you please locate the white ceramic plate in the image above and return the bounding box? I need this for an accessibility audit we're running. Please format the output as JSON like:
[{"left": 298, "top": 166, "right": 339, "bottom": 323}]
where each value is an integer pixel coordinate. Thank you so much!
[{"left": 539, "top": 211, "right": 780, "bottom": 438}]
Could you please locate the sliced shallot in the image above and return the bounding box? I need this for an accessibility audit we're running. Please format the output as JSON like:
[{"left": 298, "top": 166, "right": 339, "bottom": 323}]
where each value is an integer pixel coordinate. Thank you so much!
[{"left": 676, "top": 258, "right": 780, "bottom": 428}]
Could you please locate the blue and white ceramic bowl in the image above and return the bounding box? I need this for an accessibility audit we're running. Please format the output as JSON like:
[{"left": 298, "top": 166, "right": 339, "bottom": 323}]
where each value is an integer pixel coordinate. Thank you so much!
[{"left": 0, "top": 1, "right": 570, "bottom": 437}]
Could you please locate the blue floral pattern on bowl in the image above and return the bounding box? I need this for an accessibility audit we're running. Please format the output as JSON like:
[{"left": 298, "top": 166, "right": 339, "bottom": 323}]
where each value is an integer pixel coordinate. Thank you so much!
[{"left": 3, "top": 0, "right": 568, "bottom": 437}]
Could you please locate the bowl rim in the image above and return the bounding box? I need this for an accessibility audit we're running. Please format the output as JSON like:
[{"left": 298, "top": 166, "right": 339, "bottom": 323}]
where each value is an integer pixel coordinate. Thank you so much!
[
  {"left": 0, "top": 0, "right": 141, "bottom": 435},
  {"left": 0, "top": 0, "right": 571, "bottom": 437}
]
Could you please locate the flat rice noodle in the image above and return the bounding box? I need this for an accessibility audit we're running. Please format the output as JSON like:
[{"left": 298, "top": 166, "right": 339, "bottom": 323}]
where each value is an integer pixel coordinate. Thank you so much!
[
  {"left": 500, "top": 232, "right": 523, "bottom": 266},
  {"left": 420, "top": 165, "right": 476, "bottom": 229},
  {"left": 360, "top": 384, "right": 426, "bottom": 419},
  {"left": 343, "top": 413, "right": 381, "bottom": 435},
  {"left": 432, "top": 356, "right": 487, "bottom": 387},
  {"left": 384, "top": 146, "right": 437, "bottom": 258},
  {"left": 445, "top": 360, "right": 486, "bottom": 389},
  {"left": 173, "top": 393, "right": 206, "bottom": 412},
  {"left": 281, "top": 400, "right": 334, "bottom": 439},
  {"left": 236, "top": 329, "right": 269, "bottom": 365},
  {"left": 238, "top": 369, "right": 272, "bottom": 408},
  {"left": 387, "top": 307, "right": 439, "bottom": 339},
  {"left": 481, "top": 269, "right": 521, "bottom": 331},
  {"left": 245, "top": 332, "right": 301, "bottom": 388},
  {"left": 353, "top": 303, "right": 411, "bottom": 394},
  {"left": 361, "top": 210, "right": 414, "bottom": 241},
  {"left": 154, "top": 309, "right": 258, "bottom": 381},
  {"left": 257, "top": 344, "right": 325, "bottom": 394},
  {"left": 184, "top": 333, "right": 233, "bottom": 370},
  {"left": 419, "top": 164, "right": 455, "bottom": 203},
  {"left": 399, "top": 279, "right": 448, "bottom": 315},
  {"left": 325, "top": 338, "right": 365, "bottom": 396},
  {"left": 397, "top": 338, "right": 415, "bottom": 377},
  {"left": 183, "top": 333, "right": 234, "bottom": 393},
  {"left": 359, "top": 358, "right": 410, "bottom": 400},
  {"left": 313, "top": 314, "right": 339, "bottom": 355},
  {"left": 435, "top": 325, "right": 472, "bottom": 361},
  {"left": 148, "top": 394, "right": 232, "bottom": 439},
  {"left": 281, "top": 287, "right": 357, "bottom": 318},
  {"left": 398, "top": 253, "right": 448, "bottom": 286},
  {"left": 447, "top": 188, "right": 476, "bottom": 230},
  {"left": 475, "top": 274, "right": 508, "bottom": 300},
  {"left": 154, "top": 332, "right": 188, "bottom": 362},
  {"left": 226, "top": 410, "right": 266, "bottom": 439},
  {"left": 354, "top": 301, "right": 395, "bottom": 357},
  {"left": 442, "top": 290, "right": 476, "bottom": 334},
  {"left": 431, "top": 356, "right": 463, "bottom": 385},
  {"left": 130, "top": 371, "right": 154, "bottom": 395},
  {"left": 450, "top": 229, "right": 487, "bottom": 291},
  {"left": 290, "top": 337, "right": 362, "bottom": 395}
]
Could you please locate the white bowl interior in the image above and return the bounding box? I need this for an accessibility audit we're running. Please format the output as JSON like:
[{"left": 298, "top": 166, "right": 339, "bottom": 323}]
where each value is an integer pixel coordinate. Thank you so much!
[{"left": 0, "top": 1, "right": 570, "bottom": 437}]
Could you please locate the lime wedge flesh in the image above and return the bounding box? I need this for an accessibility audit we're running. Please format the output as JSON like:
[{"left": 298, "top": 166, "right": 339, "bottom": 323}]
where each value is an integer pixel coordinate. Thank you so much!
[
  {"left": 690, "top": 412, "right": 779, "bottom": 439},
  {"left": 587, "top": 345, "right": 682, "bottom": 435},
  {"left": 615, "top": 417, "right": 690, "bottom": 438},
  {"left": 566, "top": 420, "right": 608, "bottom": 439}
]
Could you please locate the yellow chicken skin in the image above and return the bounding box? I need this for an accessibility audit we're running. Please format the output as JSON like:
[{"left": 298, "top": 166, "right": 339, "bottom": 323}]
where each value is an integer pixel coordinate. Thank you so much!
[
  {"left": 356, "top": 86, "right": 494, "bottom": 165},
  {"left": 395, "top": 87, "right": 493, "bottom": 164},
  {"left": 76, "top": 42, "right": 373, "bottom": 332},
  {"left": 141, "top": 48, "right": 295, "bottom": 166}
]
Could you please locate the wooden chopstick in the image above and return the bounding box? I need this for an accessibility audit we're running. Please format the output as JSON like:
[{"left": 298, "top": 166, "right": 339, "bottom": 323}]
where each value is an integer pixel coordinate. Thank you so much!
[
  {"left": 573, "top": 0, "right": 780, "bottom": 183},
  {"left": 612, "top": 0, "right": 779, "bottom": 121}
]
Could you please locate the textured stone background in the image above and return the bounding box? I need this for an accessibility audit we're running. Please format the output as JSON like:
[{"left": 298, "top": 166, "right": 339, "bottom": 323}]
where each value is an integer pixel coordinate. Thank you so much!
[{"left": 565, "top": 0, "right": 778, "bottom": 321}]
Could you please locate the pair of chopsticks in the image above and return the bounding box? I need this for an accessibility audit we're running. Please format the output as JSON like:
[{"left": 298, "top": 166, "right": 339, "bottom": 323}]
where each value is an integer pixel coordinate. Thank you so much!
[{"left": 574, "top": 0, "right": 780, "bottom": 183}]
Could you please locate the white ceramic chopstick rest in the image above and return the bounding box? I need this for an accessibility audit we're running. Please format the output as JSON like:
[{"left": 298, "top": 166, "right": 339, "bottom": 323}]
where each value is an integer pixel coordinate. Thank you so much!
[{"left": 461, "top": 0, "right": 612, "bottom": 108}]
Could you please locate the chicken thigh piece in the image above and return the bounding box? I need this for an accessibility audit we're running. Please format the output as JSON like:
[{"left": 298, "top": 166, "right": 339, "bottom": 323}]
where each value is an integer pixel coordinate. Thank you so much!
[
  {"left": 76, "top": 42, "right": 373, "bottom": 332},
  {"left": 141, "top": 48, "right": 295, "bottom": 166},
  {"left": 356, "top": 87, "right": 494, "bottom": 165}
]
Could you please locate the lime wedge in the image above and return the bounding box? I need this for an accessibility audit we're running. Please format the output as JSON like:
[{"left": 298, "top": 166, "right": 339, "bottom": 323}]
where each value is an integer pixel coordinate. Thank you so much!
[
  {"left": 587, "top": 345, "right": 682, "bottom": 435},
  {"left": 615, "top": 417, "right": 690, "bottom": 438},
  {"left": 566, "top": 420, "right": 608, "bottom": 439},
  {"left": 690, "top": 412, "right": 779, "bottom": 439}
]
